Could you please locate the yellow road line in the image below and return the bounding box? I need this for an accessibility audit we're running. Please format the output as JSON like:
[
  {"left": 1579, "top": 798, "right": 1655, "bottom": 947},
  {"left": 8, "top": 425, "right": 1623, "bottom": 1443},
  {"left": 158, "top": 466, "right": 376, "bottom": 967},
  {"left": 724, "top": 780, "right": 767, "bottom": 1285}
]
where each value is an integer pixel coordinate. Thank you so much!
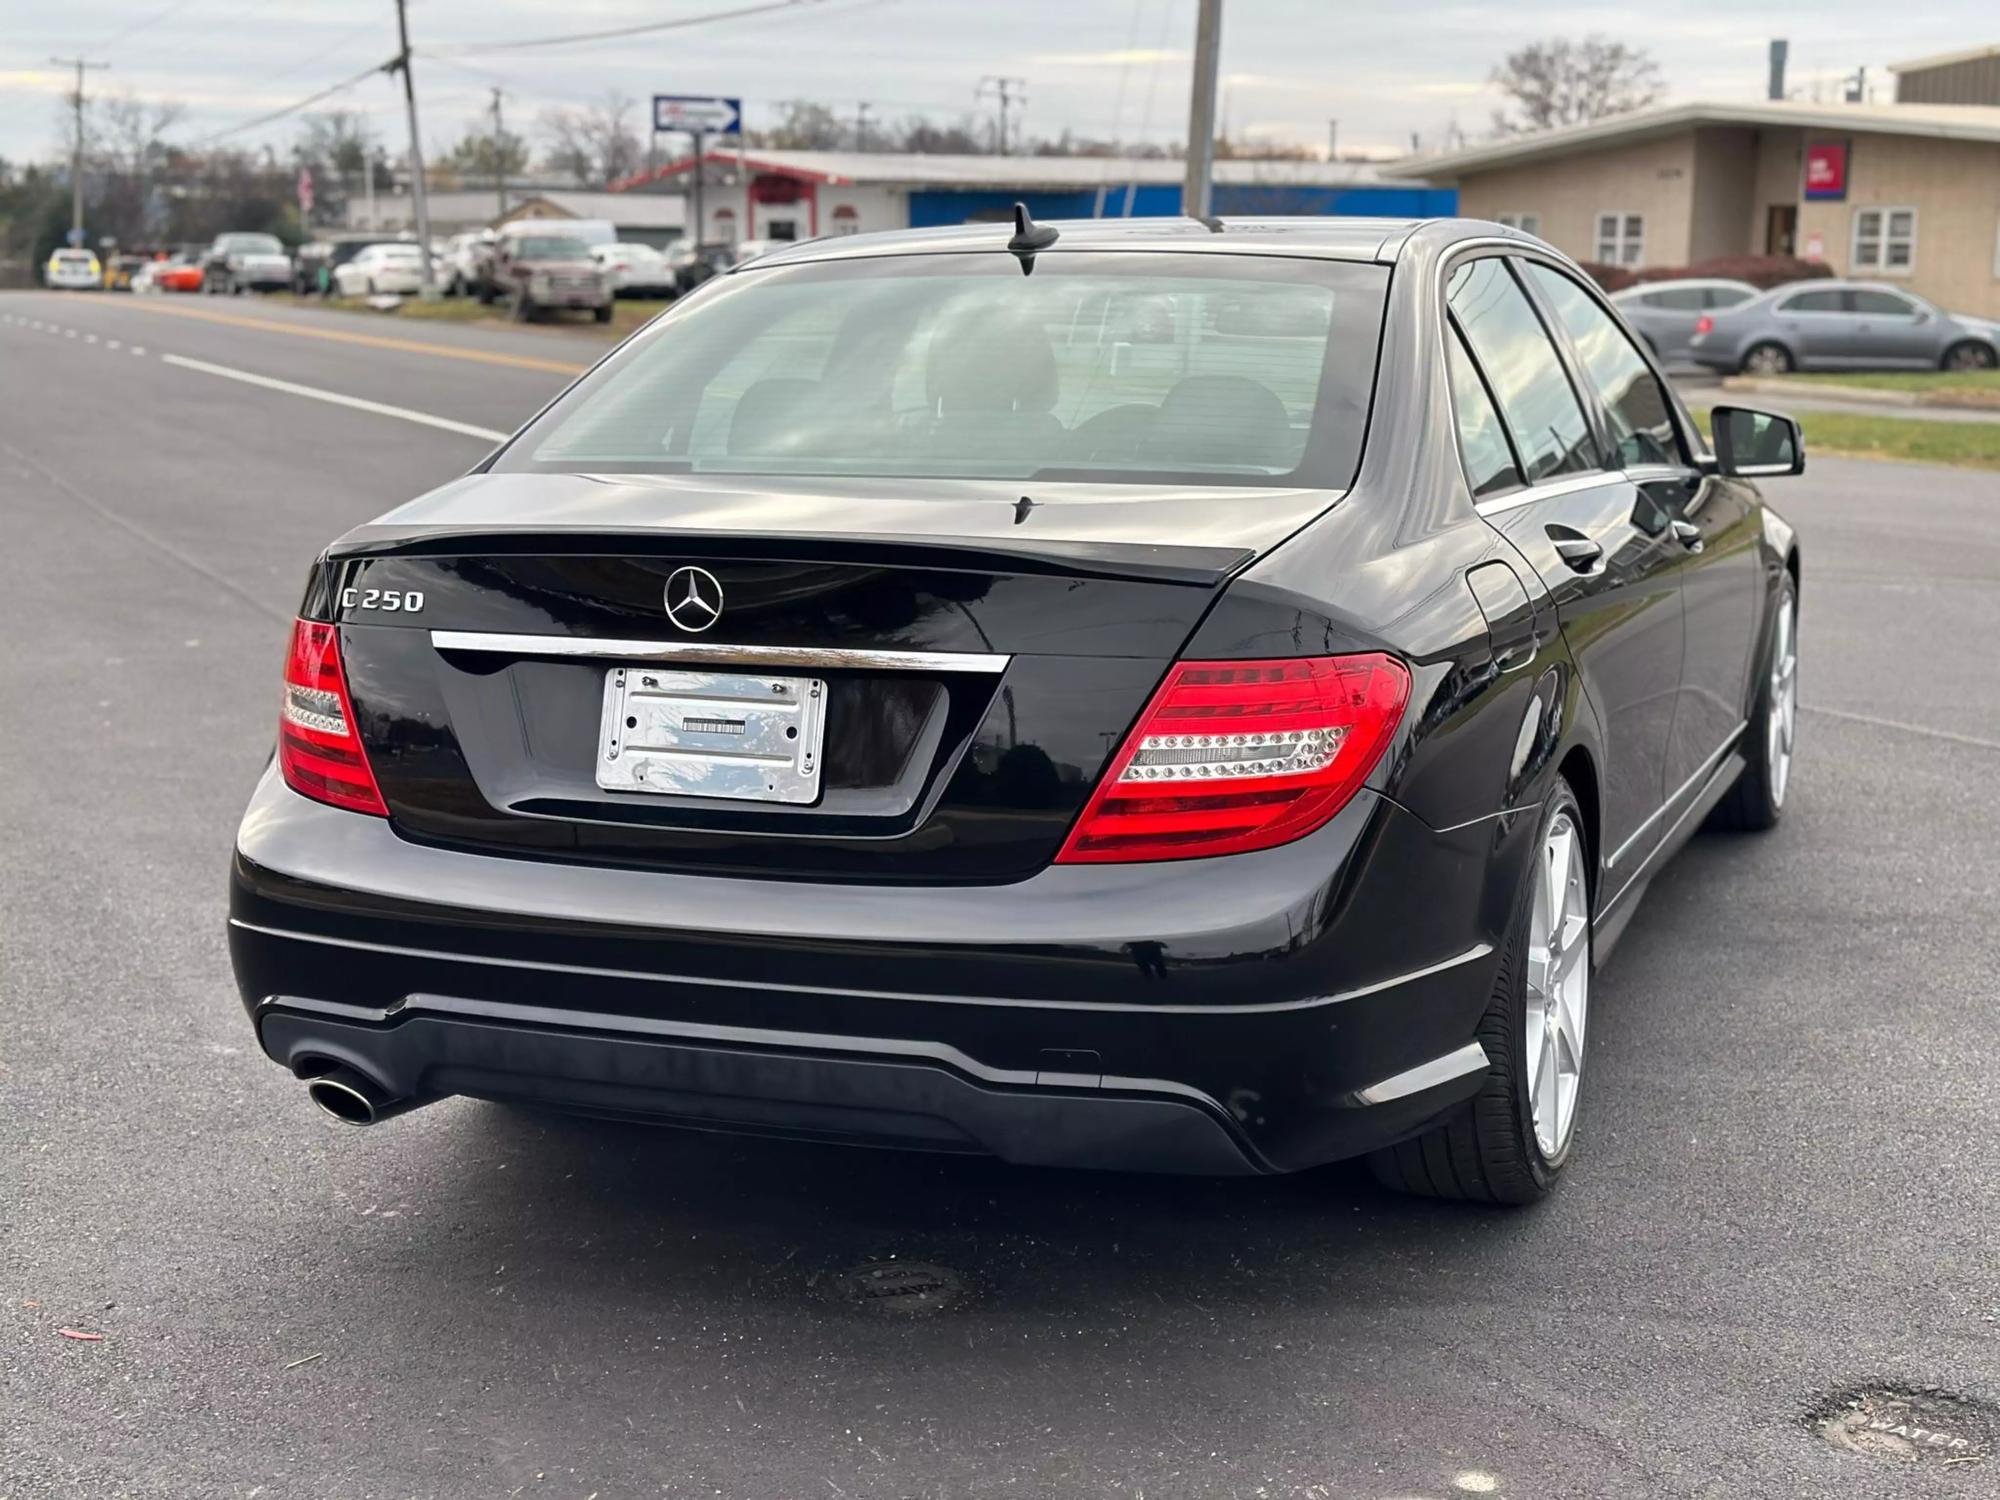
[{"left": 103, "top": 299, "right": 590, "bottom": 375}]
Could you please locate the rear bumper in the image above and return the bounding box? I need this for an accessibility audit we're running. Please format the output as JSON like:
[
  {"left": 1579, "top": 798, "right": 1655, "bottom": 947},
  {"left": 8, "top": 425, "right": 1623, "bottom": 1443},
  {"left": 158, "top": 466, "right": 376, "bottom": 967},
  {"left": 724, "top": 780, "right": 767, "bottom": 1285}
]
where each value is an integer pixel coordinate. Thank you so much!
[{"left": 231, "top": 768, "right": 1533, "bottom": 1173}]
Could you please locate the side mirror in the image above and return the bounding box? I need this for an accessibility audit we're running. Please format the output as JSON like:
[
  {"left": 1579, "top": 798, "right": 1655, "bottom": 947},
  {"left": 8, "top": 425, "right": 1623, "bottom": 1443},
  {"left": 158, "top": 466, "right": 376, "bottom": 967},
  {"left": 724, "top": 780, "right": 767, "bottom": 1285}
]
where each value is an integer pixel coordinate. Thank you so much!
[{"left": 1710, "top": 404, "right": 1805, "bottom": 478}]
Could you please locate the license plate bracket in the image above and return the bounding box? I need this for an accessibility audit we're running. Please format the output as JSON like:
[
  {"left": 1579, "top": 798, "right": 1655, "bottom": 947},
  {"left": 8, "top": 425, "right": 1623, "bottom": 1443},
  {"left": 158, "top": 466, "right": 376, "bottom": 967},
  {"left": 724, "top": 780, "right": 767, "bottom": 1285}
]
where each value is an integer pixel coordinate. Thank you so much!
[{"left": 596, "top": 666, "right": 827, "bottom": 804}]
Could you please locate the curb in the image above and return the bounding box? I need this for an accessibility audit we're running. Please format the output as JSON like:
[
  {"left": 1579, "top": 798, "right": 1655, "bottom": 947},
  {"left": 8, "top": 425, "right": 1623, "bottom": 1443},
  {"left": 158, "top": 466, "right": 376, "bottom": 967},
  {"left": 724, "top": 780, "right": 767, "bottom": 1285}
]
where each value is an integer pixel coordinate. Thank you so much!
[{"left": 1721, "top": 375, "right": 2000, "bottom": 414}]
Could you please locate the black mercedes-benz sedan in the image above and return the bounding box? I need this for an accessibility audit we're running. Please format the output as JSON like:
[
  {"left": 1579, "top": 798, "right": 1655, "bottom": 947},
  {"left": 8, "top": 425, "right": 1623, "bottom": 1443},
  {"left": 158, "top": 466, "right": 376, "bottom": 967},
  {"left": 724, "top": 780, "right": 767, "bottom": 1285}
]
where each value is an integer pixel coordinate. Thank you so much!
[{"left": 230, "top": 214, "right": 1805, "bottom": 1203}]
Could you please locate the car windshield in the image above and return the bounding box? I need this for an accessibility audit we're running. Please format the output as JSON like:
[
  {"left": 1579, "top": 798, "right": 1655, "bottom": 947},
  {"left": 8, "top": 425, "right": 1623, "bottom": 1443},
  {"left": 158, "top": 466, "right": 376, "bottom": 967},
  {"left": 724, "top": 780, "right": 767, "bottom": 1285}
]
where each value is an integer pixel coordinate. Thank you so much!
[
  {"left": 514, "top": 236, "right": 593, "bottom": 260},
  {"left": 55, "top": 251, "right": 93, "bottom": 265},
  {"left": 496, "top": 252, "right": 1386, "bottom": 487},
  {"left": 222, "top": 234, "right": 283, "bottom": 255}
]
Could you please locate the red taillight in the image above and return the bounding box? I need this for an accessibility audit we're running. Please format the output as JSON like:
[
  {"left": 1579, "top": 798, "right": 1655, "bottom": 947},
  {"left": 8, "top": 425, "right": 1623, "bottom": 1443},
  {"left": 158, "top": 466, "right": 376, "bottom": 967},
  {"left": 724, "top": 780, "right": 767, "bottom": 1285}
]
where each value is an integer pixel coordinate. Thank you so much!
[
  {"left": 278, "top": 619, "right": 388, "bottom": 817},
  {"left": 1693, "top": 314, "right": 1714, "bottom": 336},
  {"left": 1056, "top": 654, "right": 1410, "bottom": 864}
]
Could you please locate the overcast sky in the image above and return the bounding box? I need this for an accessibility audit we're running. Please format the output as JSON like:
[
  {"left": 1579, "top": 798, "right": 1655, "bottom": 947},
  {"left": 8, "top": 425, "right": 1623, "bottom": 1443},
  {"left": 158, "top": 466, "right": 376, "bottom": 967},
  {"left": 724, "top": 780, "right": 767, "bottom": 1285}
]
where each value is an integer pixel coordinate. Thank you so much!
[{"left": 4, "top": 0, "right": 1996, "bottom": 168}]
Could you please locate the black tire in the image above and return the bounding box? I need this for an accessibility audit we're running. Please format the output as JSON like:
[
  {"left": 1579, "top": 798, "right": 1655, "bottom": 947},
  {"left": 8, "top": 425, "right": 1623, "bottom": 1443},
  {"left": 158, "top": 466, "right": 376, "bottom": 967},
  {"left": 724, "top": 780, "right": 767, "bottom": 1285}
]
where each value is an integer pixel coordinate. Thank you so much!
[
  {"left": 1367, "top": 781, "right": 1589, "bottom": 1206},
  {"left": 1942, "top": 340, "right": 1997, "bottom": 372},
  {"left": 1740, "top": 341, "right": 1794, "bottom": 376},
  {"left": 593, "top": 303, "right": 613, "bottom": 324},
  {"left": 1709, "top": 572, "right": 1797, "bottom": 832}
]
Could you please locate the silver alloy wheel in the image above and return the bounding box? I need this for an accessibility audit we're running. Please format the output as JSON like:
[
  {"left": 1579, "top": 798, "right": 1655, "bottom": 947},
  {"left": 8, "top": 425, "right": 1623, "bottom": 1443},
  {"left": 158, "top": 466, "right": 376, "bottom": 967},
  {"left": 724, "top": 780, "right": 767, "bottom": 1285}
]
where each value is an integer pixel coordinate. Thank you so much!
[
  {"left": 1768, "top": 590, "right": 1799, "bottom": 807},
  {"left": 1745, "top": 345, "right": 1790, "bottom": 375},
  {"left": 1525, "top": 809, "right": 1589, "bottom": 1160},
  {"left": 1946, "top": 342, "right": 1996, "bottom": 371}
]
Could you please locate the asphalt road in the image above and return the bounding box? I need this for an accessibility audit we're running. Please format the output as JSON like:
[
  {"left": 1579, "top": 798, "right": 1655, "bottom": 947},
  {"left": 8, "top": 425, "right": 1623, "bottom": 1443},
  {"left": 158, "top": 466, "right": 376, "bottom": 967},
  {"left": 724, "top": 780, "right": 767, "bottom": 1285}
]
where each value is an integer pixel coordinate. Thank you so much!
[{"left": 3, "top": 289, "right": 1998, "bottom": 1500}]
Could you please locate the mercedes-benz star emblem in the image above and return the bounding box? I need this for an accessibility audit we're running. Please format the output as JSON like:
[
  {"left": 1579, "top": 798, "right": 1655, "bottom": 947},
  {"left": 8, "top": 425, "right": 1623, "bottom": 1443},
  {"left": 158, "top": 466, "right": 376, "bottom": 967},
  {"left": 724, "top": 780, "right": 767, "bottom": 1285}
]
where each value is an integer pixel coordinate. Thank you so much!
[{"left": 663, "top": 565, "right": 724, "bottom": 633}]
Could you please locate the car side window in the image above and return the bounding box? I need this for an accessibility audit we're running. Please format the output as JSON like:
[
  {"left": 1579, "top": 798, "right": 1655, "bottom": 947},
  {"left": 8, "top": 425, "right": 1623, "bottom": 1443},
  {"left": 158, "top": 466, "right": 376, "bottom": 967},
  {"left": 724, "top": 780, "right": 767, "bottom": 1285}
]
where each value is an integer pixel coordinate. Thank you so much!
[
  {"left": 1447, "top": 257, "right": 1598, "bottom": 483},
  {"left": 1778, "top": 289, "right": 1846, "bottom": 314},
  {"left": 1445, "top": 320, "right": 1523, "bottom": 498},
  {"left": 1522, "top": 262, "right": 1683, "bottom": 469},
  {"left": 1647, "top": 286, "right": 1707, "bottom": 312},
  {"left": 1706, "top": 286, "right": 1756, "bottom": 309},
  {"left": 1850, "top": 289, "right": 1917, "bottom": 316}
]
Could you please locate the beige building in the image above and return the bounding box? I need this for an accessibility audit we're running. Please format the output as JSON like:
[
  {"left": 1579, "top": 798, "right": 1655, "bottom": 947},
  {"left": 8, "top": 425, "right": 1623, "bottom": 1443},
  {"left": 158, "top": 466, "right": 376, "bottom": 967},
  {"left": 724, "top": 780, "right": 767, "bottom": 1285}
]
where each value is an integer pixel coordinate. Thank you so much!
[{"left": 1386, "top": 97, "right": 2000, "bottom": 318}]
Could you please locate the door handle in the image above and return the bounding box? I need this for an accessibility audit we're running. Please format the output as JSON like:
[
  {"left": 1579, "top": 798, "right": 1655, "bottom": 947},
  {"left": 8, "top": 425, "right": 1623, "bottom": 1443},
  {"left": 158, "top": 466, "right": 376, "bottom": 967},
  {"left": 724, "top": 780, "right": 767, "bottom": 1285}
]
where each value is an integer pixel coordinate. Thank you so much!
[
  {"left": 1670, "top": 519, "right": 1705, "bottom": 552},
  {"left": 1550, "top": 535, "right": 1602, "bottom": 572}
]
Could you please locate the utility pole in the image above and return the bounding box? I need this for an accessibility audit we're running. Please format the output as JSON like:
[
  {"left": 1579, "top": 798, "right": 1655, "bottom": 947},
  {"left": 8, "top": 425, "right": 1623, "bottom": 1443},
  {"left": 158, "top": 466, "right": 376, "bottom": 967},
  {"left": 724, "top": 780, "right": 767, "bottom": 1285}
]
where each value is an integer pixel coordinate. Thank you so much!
[
  {"left": 978, "top": 76, "right": 1026, "bottom": 155},
  {"left": 1182, "top": 0, "right": 1222, "bottom": 219},
  {"left": 1327, "top": 118, "right": 1338, "bottom": 161},
  {"left": 489, "top": 86, "right": 508, "bottom": 219},
  {"left": 854, "top": 100, "right": 872, "bottom": 152},
  {"left": 49, "top": 56, "right": 110, "bottom": 248},
  {"left": 387, "top": 0, "right": 436, "bottom": 296}
]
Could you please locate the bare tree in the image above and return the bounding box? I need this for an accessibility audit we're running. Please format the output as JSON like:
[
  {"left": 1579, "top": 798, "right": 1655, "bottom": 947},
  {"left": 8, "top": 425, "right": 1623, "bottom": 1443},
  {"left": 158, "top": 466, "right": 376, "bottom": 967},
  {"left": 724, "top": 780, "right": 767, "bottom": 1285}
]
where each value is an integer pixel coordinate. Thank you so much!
[
  {"left": 85, "top": 92, "right": 185, "bottom": 247},
  {"left": 1490, "top": 37, "right": 1664, "bottom": 134},
  {"left": 443, "top": 118, "right": 530, "bottom": 181},
  {"left": 539, "top": 92, "right": 642, "bottom": 187},
  {"left": 758, "top": 100, "right": 845, "bottom": 150}
]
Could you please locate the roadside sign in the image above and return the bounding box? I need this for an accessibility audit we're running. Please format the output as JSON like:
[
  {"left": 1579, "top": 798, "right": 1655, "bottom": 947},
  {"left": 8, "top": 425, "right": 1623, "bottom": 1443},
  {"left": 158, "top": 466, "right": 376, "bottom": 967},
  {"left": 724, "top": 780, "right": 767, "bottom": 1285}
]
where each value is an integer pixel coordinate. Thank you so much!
[
  {"left": 1803, "top": 142, "right": 1848, "bottom": 201},
  {"left": 653, "top": 95, "right": 741, "bottom": 135},
  {"left": 66, "top": 227, "right": 85, "bottom": 246}
]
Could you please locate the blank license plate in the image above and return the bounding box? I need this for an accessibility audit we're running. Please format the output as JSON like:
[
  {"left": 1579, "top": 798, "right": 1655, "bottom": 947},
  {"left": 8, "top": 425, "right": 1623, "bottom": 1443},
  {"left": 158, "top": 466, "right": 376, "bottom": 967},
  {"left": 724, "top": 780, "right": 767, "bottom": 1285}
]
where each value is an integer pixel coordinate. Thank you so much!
[{"left": 596, "top": 667, "right": 827, "bottom": 803}]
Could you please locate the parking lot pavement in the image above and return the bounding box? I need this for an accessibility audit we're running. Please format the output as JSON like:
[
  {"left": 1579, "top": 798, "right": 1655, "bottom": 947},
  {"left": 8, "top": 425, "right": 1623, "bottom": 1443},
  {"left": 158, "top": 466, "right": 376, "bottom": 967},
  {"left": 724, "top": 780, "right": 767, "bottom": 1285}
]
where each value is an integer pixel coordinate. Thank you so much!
[{"left": 4, "top": 287, "right": 1998, "bottom": 1499}]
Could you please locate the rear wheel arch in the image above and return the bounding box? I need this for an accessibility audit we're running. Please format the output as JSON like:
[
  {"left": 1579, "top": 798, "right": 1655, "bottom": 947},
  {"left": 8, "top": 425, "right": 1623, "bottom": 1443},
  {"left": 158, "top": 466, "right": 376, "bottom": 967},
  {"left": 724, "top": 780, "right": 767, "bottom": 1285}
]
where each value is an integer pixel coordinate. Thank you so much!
[{"left": 1555, "top": 745, "right": 1601, "bottom": 904}]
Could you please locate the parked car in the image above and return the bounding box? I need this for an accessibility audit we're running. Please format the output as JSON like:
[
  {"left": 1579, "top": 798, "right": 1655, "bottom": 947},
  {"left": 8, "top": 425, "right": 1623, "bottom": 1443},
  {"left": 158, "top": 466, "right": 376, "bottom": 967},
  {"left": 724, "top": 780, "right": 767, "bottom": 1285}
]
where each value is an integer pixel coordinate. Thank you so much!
[
  {"left": 1690, "top": 280, "right": 2000, "bottom": 374},
  {"left": 230, "top": 215, "right": 1806, "bottom": 1205},
  {"left": 591, "top": 241, "right": 678, "bottom": 298},
  {"left": 103, "top": 254, "right": 149, "bottom": 292},
  {"left": 152, "top": 256, "right": 206, "bottom": 293},
  {"left": 203, "top": 232, "right": 292, "bottom": 294},
  {"left": 333, "top": 243, "right": 428, "bottom": 297},
  {"left": 481, "top": 231, "right": 612, "bottom": 321},
  {"left": 44, "top": 248, "right": 101, "bottom": 289},
  {"left": 1610, "top": 279, "right": 1760, "bottom": 364},
  {"left": 296, "top": 234, "right": 392, "bottom": 295},
  {"left": 441, "top": 231, "right": 493, "bottom": 296},
  {"left": 129, "top": 259, "right": 162, "bottom": 294},
  {"left": 664, "top": 241, "right": 736, "bottom": 292}
]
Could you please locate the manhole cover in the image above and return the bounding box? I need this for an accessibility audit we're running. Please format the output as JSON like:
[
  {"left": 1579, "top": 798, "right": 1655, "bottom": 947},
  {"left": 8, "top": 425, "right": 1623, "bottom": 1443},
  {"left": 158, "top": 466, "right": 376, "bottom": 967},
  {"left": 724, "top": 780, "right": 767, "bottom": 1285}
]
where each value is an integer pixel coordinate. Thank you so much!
[
  {"left": 827, "top": 1260, "right": 966, "bottom": 1316},
  {"left": 1817, "top": 1388, "right": 2000, "bottom": 1466}
]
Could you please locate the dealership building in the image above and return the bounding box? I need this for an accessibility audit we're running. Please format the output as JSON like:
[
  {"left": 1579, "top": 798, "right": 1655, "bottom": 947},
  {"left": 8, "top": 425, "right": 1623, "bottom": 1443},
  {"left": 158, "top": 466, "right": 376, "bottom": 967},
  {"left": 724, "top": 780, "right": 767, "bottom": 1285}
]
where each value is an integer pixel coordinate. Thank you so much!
[
  {"left": 1386, "top": 60, "right": 2000, "bottom": 318},
  {"left": 610, "top": 149, "right": 1453, "bottom": 245}
]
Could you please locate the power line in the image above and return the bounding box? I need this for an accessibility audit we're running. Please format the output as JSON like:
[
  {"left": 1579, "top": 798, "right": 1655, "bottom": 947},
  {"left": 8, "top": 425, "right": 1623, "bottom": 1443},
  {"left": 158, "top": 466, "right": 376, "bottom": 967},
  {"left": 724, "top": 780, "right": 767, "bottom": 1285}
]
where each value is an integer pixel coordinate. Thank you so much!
[
  {"left": 426, "top": 0, "right": 824, "bottom": 58},
  {"left": 92, "top": 0, "right": 201, "bottom": 51},
  {"left": 184, "top": 59, "right": 390, "bottom": 147}
]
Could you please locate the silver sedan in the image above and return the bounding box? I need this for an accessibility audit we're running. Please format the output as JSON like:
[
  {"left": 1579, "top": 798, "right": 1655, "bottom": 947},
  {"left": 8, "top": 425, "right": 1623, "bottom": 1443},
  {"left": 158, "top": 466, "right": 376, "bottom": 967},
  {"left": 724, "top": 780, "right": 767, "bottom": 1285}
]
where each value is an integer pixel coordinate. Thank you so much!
[
  {"left": 1610, "top": 278, "right": 1759, "bottom": 365},
  {"left": 1689, "top": 280, "right": 2000, "bottom": 374}
]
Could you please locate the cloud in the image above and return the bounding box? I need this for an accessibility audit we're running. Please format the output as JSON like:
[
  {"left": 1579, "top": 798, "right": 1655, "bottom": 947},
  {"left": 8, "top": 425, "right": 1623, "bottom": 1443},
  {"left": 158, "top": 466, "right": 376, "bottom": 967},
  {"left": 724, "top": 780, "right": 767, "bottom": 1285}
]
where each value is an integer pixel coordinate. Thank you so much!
[{"left": 1030, "top": 49, "right": 1189, "bottom": 67}]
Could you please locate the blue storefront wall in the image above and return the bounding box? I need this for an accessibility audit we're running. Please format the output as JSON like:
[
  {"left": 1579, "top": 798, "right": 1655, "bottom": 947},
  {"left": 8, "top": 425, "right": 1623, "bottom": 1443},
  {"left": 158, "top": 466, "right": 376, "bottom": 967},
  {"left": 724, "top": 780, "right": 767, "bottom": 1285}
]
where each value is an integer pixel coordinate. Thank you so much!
[{"left": 905, "top": 182, "right": 1457, "bottom": 228}]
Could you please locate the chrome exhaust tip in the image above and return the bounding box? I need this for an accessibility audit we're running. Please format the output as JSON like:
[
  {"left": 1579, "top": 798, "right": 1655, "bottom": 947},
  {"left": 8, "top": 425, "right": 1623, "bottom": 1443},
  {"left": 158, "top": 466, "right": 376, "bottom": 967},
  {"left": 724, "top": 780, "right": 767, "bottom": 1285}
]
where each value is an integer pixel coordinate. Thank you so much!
[{"left": 301, "top": 1062, "right": 428, "bottom": 1126}]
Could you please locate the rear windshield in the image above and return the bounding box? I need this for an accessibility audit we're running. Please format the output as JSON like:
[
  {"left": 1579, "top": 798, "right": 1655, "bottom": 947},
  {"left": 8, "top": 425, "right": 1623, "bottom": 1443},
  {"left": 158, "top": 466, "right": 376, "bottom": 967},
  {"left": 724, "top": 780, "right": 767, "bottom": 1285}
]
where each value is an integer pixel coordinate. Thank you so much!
[
  {"left": 220, "top": 234, "right": 283, "bottom": 255},
  {"left": 493, "top": 252, "right": 1387, "bottom": 487},
  {"left": 513, "top": 236, "right": 592, "bottom": 260}
]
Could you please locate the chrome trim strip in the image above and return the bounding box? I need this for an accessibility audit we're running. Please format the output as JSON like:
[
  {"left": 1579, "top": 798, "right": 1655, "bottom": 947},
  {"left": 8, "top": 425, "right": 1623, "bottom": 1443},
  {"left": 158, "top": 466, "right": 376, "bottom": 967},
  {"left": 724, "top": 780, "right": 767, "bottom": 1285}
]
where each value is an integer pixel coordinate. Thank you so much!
[
  {"left": 1355, "top": 1041, "right": 1490, "bottom": 1105},
  {"left": 232, "top": 919, "right": 1490, "bottom": 1017},
  {"left": 1605, "top": 721, "right": 1748, "bottom": 871},
  {"left": 428, "top": 630, "right": 1011, "bottom": 675},
  {"left": 1600, "top": 742, "right": 1747, "bottom": 917},
  {"left": 1473, "top": 469, "right": 1628, "bottom": 517}
]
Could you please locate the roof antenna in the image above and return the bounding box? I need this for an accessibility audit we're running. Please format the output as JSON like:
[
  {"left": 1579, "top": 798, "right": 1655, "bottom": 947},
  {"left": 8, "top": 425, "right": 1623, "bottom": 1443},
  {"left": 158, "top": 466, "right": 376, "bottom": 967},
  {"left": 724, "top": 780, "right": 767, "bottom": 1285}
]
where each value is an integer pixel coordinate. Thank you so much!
[{"left": 1008, "top": 201, "right": 1059, "bottom": 273}]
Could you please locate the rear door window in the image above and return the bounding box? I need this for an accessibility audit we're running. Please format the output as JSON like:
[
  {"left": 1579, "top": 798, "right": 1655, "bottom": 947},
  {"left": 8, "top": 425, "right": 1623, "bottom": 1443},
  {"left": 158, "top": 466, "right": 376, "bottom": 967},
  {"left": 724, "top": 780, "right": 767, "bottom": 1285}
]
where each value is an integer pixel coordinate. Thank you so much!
[
  {"left": 1447, "top": 257, "right": 1598, "bottom": 482},
  {"left": 1705, "top": 285, "right": 1756, "bottom": 309},
  {"left": 1645, "top": 286, "right": 1708, "bottom": 311},
  {"left": 1445, "top": 322, "right": 1523, "bottom": 498},
  {"left": 1778, "top": 289, "right": 1846, "bottom": 314},
  {"left": 1522, "top": 262, "right": 1683, "bottom": 469},
  {"left": 1850, "top": 289, "right": 1918, "bottom": 316}
]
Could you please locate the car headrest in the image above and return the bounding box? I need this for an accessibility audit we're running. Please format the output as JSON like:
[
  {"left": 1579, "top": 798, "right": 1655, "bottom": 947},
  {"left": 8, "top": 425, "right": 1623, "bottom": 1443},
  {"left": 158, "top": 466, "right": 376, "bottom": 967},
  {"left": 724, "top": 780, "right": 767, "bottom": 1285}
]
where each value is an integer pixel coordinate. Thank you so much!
[
  {"left": 925, "top": 309, "right": 1059, "bottom": 416},
  {"left": 1145, "top": 375, "right": 1291, "bottom": 469}
]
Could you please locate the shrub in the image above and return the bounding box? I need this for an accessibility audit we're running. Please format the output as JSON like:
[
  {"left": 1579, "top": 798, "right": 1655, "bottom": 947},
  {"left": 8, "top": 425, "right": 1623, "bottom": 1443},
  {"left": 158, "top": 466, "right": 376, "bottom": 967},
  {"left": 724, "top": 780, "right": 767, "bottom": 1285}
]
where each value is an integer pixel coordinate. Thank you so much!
[
  {"left": 1632, "top": 255, "right": 1834, "bottom": 290},
  {"left": 1578, "top": 261, "right": 1637, "bottom": 293}
]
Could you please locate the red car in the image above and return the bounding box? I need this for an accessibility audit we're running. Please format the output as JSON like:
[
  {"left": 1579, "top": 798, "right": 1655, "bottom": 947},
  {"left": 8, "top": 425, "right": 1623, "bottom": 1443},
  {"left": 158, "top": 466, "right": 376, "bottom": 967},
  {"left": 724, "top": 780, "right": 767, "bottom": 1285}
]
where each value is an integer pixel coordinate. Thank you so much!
[{"left": 152, "top": 257, "right": 205, "bottom": 293}]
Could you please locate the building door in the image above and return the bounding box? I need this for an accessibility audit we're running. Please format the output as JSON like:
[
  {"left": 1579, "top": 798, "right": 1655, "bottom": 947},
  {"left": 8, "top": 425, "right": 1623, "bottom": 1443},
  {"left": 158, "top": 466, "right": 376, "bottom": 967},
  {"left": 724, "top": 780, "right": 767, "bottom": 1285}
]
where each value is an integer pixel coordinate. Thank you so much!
[{"left": 1764, "top": 205, "right": 1797, "bottom": 256}]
